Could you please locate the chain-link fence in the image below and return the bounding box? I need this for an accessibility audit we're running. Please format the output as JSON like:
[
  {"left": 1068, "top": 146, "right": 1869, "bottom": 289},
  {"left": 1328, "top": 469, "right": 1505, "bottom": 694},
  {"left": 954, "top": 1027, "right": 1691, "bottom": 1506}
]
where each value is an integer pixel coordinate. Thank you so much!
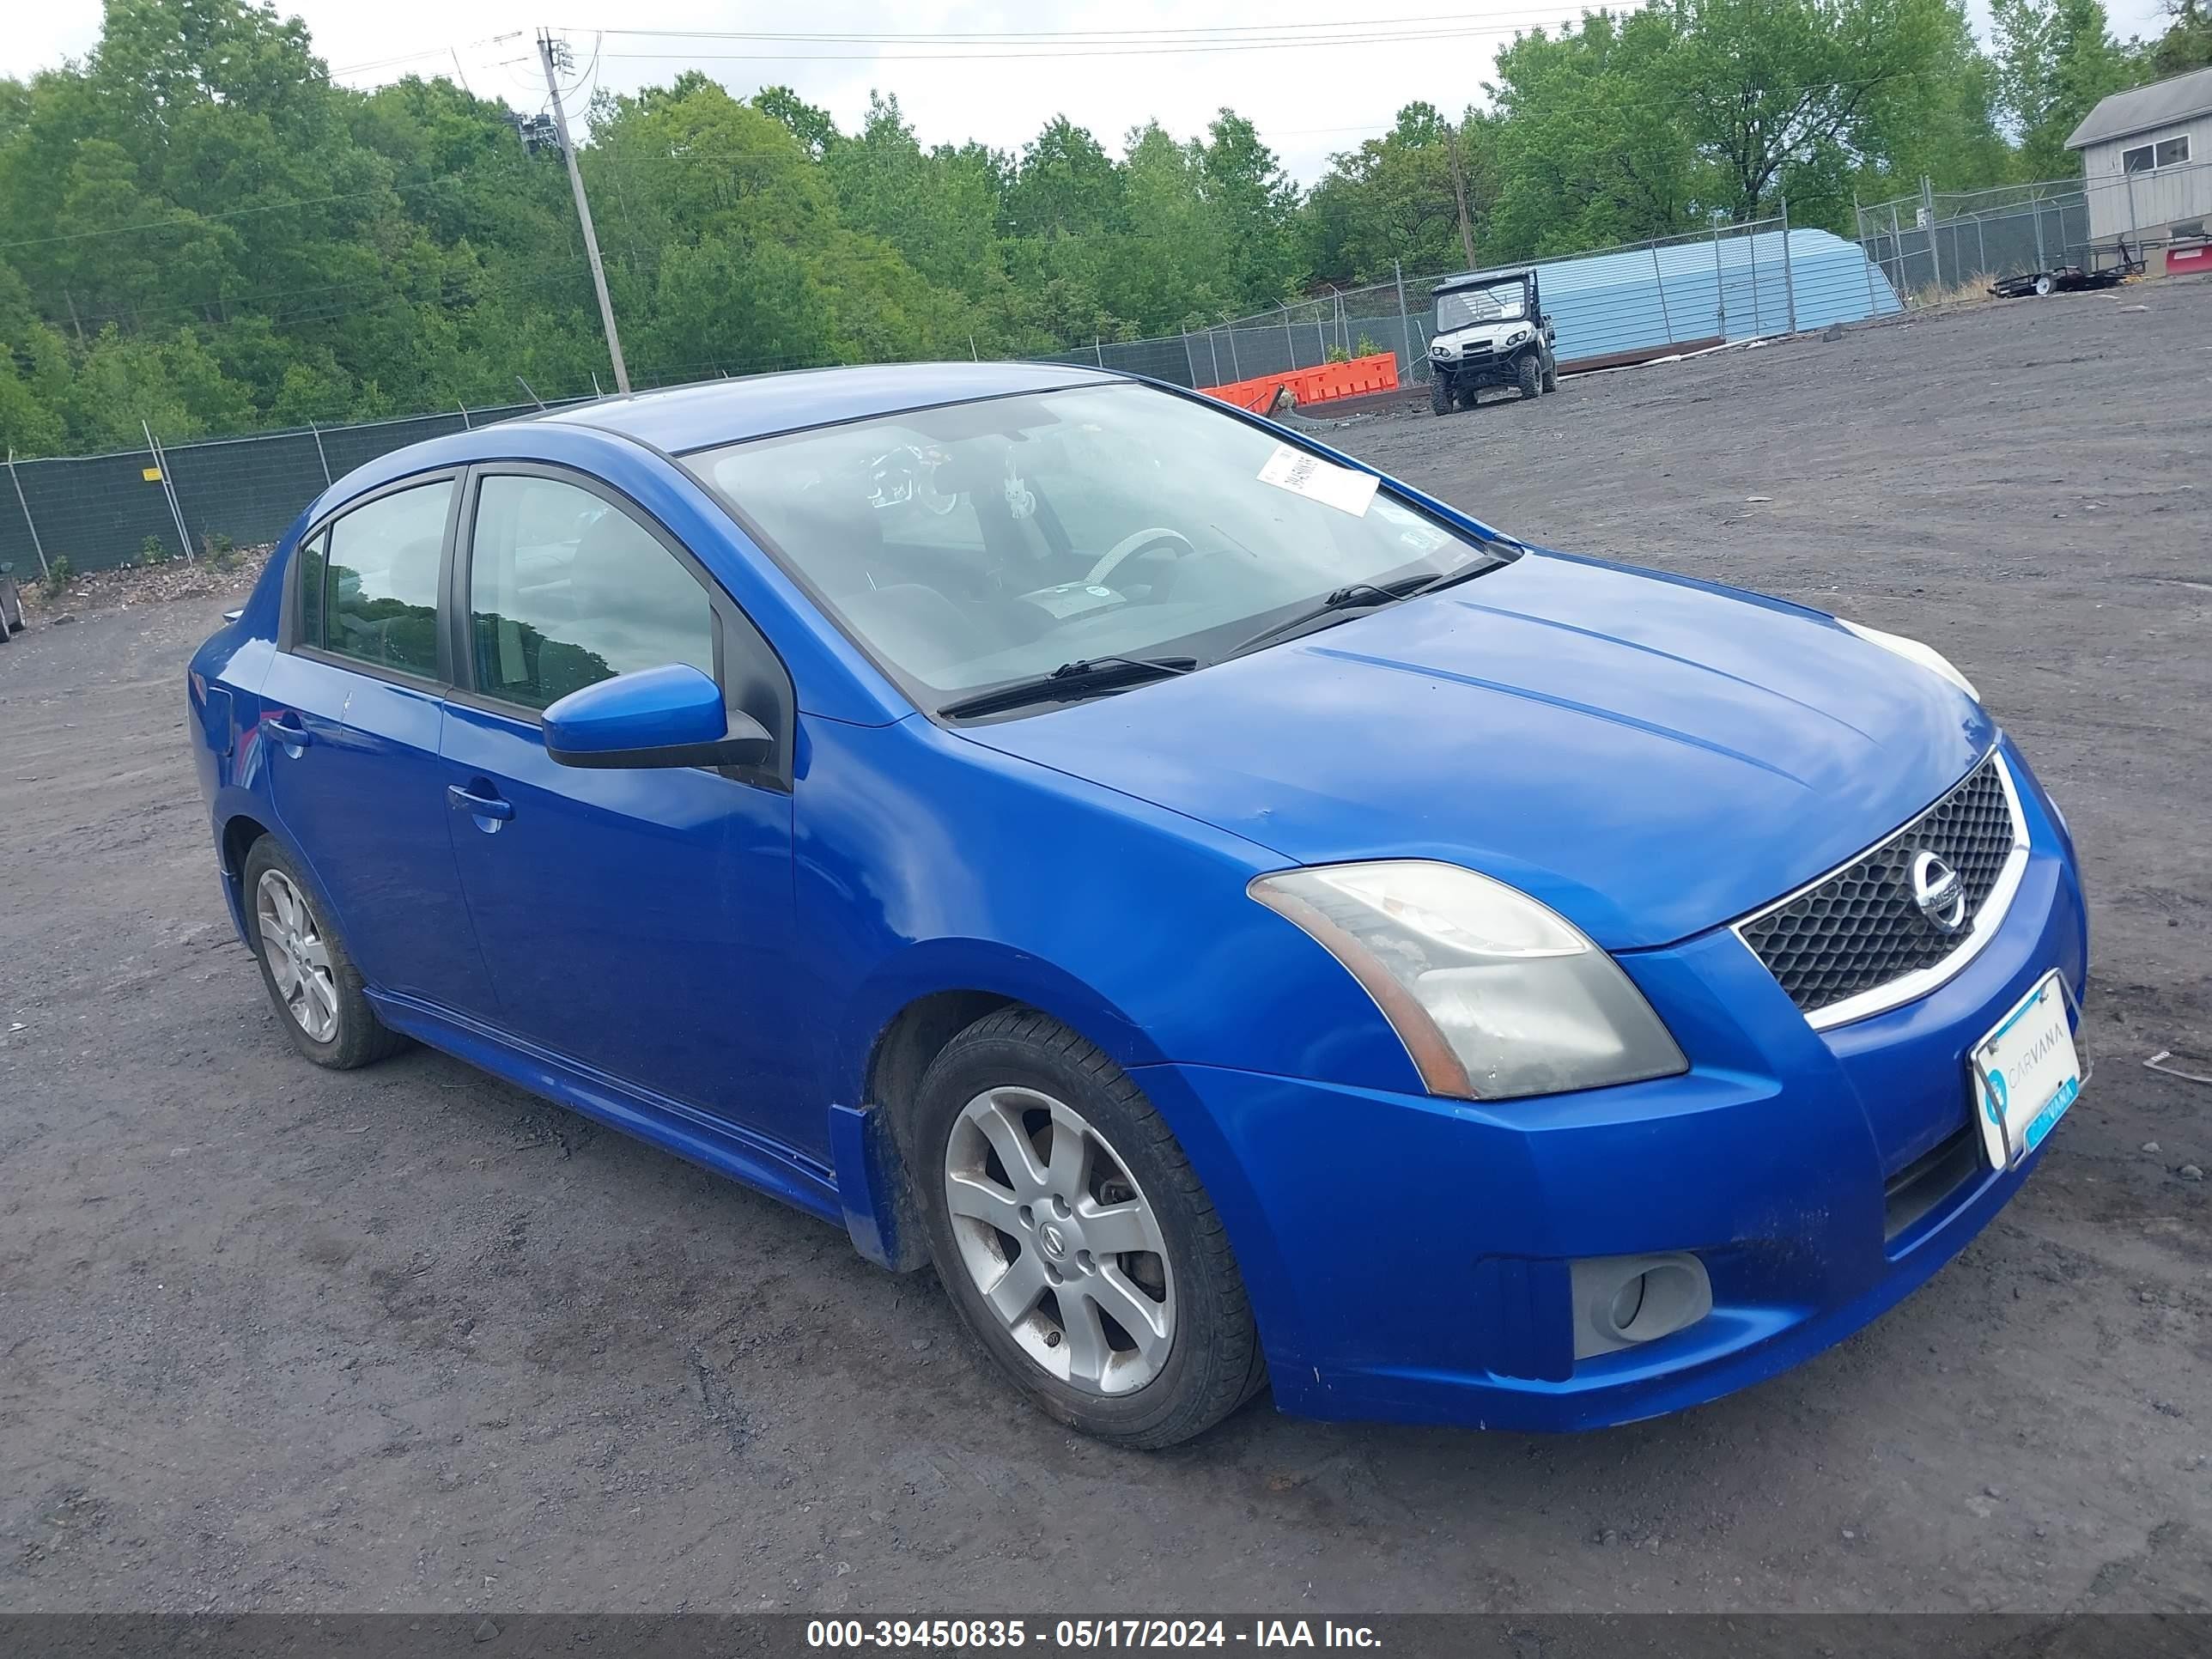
[
  {"left": 1042, "top": 213, "right": 1901, "bottom": 394},
  {"left": 3, "top": 213, "right": 1908, "bottom": 577},
  {"left": 1856, "top": 161, "right": 2212, "bottom": 301},
  {"left": 1, "top": 400, "right": 583, "bottom": 578},
  {"left": 1857, "top": 179, "right": 2091, "bottom": 300}
]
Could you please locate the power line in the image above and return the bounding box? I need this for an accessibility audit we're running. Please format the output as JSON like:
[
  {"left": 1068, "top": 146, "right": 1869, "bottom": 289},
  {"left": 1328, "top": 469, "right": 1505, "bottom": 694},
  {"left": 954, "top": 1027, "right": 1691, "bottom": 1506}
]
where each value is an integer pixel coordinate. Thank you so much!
[
  {"left": 593, "top": 26, "right": 1604, "bottom": 65},
  {"left": 574, "top": 9, "right": 1615, "bottom": 44}
]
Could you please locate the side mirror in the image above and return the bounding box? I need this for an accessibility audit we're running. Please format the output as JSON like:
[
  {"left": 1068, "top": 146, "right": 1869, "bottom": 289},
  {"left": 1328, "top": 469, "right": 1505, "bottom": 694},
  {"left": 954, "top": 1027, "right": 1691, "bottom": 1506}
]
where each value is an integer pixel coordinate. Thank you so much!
[{"left": 543, "top": 663, "right": 772, "bottom": 770}]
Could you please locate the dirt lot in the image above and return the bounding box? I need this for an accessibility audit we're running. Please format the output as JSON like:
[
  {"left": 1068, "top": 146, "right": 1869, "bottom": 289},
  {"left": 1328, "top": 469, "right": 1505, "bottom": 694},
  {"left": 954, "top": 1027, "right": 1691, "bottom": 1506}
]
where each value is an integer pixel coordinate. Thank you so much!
[{"left": 3, "top": 283, "right": 2209, "bottom": 1616}]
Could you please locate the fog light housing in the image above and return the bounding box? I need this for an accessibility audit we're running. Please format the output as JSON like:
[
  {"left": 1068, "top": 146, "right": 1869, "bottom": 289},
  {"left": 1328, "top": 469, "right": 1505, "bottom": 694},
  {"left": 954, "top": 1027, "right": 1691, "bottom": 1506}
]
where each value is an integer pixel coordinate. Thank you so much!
[{"left": 1569, "top": 1253, "right": 1712, "bottom": 1359}]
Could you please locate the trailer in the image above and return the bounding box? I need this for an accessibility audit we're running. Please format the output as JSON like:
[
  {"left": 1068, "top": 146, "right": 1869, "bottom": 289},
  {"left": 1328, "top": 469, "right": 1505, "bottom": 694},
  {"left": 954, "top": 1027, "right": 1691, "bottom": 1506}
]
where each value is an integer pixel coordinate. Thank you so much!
[{"left": 1990, "top": 239, "right": 2145, "bottom": 298}]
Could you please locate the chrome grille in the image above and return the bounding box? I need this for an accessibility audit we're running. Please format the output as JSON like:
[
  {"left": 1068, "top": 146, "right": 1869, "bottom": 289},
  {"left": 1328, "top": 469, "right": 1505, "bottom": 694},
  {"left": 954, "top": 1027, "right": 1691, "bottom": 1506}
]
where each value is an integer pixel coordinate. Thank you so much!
[{"left": 1739, "top": 755, "right": 2021, "bottom": 1018}]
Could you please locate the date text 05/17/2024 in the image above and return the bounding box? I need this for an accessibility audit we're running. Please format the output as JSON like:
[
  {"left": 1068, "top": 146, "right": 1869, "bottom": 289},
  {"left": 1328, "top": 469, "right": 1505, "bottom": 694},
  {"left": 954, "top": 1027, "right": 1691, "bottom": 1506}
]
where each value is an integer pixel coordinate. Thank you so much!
[{"left": 805, "top": 1619, "right": 1383, "bottom": 1649}]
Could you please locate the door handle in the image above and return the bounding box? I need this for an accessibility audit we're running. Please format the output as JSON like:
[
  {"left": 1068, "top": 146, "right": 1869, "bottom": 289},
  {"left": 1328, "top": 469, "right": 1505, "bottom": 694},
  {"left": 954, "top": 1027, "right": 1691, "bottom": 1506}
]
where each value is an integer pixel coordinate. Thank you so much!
[
  {"left": 264, "top": 713, "right": 312, "bottom": 749},
  {"left": 447, "top": 782, "right": 515, "bottom": 822}
]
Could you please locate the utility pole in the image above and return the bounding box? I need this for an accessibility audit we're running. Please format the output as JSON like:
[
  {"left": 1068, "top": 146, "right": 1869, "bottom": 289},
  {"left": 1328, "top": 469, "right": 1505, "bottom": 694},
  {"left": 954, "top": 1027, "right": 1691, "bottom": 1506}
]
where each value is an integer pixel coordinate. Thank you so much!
[
  {"left": 1446, "top": 123, "right": 1478, "bottom": 271},
  {"left": 538, "top": 27, "right": 630, "bottom": 395}
]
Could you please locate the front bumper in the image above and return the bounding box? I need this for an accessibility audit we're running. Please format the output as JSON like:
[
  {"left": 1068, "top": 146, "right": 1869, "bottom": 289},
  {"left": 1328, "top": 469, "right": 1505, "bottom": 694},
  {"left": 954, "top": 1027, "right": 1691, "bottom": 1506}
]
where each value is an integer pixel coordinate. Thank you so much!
[
  {"left": 1431, "top": 345, "right": 1535, "bottom": 388},
  {"left": 1136, "top": 738, "right": 2088, "bottom": 1431}
]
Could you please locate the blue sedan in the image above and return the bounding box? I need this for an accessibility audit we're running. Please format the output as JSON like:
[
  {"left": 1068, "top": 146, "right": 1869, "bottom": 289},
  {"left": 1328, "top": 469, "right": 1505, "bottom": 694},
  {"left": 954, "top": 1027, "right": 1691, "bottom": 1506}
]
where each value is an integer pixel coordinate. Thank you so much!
[{"left": 186, "top": 363, "right": 2087, "bottom": 1447}]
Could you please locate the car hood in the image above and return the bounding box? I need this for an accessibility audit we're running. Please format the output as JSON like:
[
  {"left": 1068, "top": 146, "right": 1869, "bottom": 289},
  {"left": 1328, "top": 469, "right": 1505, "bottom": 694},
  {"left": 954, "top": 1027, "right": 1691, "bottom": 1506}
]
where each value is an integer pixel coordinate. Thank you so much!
[{"left": 957, "top": 551, "right": 1995, "bottom": 951}]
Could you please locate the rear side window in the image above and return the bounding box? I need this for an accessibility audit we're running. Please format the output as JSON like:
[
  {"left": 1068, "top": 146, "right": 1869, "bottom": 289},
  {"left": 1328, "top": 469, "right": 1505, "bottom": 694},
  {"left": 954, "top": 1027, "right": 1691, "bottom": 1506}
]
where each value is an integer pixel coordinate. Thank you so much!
[
  {"left": 466, "top": 474, "right": 715, "bottom": 712},
  {"left": 319, "top": 481, "right": 453, "bottom": 678},
  {"left": 295, "top": 531, "right": 326, "bottom": 648}
]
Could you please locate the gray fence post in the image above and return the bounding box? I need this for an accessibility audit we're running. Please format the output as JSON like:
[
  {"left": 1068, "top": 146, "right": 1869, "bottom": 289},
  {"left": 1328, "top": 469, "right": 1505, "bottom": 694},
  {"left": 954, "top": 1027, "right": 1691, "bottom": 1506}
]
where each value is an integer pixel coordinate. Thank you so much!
[
  {"left": 1281, "top": 305, "right": 1295, "bottom": 371},
  {"left": 2034, "top": 207, "right": 2046, "bottom": 272},
  {"left": 1094, "top": 336, "right": 1103, "bottom": 368},
  {"left": 1975, "top": 215, "right": 1987, "bottom": 280},
  {"left": 1923, "top": 178, "right": 1942, "bottom": 291},
  {"left": 5, "top": 448, "right": 51, "bottom": 581},
  {"left": 1651, "top": 240, "right": 1674, "bottom": 340},
  {"left": 1711, "top": 222, "right": 1727, "bottom": 337},
  {"left": 1890, "top": 203, "right": 1906, "bottom": 298},
  {"left": 1779, "top": 198, "right": 1798, "bottom": 334},
  {"left": 459, "top": 403, "right": 472, "bottom": 429},
  {"left": 1182, "top": 330, "right": 1199, "bottom": 386},
  {"left": 309, "top": 420, "right": 332, "bottom": 487},
  {"left": 1206, "top": 330, "right": 1222, "bottom": 386},
  {"left": 1394, "top": 260, "right": 1414, "bottom": 381},
  {"left": 143, "top": 421, "right": 193, "bottom": 561},
  {"left": 1749, "top": 223, "right": 1763, "bottom": 336}
]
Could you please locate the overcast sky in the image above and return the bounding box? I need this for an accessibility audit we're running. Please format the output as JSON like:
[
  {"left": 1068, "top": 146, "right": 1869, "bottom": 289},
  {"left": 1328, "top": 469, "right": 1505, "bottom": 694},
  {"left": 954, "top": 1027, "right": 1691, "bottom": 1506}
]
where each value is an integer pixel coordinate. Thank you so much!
[{"left": 3, "top": 0, "right": 2182, "bottom": 186}]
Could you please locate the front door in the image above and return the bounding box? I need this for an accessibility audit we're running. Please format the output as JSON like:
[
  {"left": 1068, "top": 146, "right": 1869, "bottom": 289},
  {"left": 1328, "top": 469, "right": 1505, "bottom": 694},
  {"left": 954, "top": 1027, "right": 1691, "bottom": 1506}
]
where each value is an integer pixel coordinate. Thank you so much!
[
  {"left": 260, "top": 474, "right": 495, "bottom": 1017},
  {"left": 437, "top": 469, "right": 812, "bottom": 1151}
]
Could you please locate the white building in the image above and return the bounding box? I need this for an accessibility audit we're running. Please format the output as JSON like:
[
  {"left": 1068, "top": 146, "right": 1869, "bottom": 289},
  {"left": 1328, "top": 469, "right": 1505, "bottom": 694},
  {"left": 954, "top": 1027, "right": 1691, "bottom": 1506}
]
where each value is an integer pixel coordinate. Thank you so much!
[{"left": 2066, "top": 66, "right": 2212, "bottom": 275}]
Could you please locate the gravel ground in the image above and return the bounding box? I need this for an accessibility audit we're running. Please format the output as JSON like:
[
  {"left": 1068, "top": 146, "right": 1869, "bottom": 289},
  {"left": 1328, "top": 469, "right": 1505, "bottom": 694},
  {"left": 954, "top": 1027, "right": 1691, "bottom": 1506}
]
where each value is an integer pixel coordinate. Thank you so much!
[{"left": 2, "top": 282, "right": 2208, "bottom": 1616}]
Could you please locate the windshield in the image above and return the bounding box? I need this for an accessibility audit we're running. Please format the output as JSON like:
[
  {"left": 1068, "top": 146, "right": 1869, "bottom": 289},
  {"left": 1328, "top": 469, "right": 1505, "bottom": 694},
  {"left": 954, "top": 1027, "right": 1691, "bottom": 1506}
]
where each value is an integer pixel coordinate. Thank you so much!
[
  {"left": 685, "top": 383, "right": 1513, "bottom": 718},
  {"left": 1435, "top": 280, "right": 1530, "bottom": 331}
]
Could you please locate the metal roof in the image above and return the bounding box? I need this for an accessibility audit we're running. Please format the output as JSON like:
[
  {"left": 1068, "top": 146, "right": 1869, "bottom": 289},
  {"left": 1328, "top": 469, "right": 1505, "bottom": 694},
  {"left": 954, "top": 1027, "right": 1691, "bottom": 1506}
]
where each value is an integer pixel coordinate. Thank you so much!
[
  {"left": 544, "top": 360, "right": 1117, "bottom": 452},
  {"left": 2066, "top": 65, "right": 2212, "bottom": 149}
]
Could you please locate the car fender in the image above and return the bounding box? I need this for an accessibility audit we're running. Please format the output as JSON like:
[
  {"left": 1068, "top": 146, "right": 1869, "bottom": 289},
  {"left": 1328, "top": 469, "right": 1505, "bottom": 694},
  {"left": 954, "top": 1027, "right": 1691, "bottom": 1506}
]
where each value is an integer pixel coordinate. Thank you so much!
[{"left": 826, "top": 934, "right": 1310, "bottom": 1348}]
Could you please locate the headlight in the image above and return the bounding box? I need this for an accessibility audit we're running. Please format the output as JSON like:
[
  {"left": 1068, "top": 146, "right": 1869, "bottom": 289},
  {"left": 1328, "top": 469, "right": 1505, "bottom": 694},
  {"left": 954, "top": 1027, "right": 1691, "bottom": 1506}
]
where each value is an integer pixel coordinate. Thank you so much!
[
  {"left": 1504, "top": 325, "right": 1534, "bottom": 347},
  {"left": 1837, "top": 618, "right": 1978, "bottom": 702},
  {"left": 1249, "top": 860, "right": 1687, "bottom": 1101}
]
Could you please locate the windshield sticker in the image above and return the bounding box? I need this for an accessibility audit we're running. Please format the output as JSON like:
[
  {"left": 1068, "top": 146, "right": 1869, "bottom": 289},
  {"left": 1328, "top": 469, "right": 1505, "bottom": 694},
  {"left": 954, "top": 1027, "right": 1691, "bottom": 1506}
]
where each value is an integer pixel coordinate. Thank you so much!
[
  {"left": 1372, "top": 497, "right": 1449, "bottom": 551},
  {"left": 1257, "top": 444, "right": 1379, "bottom": 517}
]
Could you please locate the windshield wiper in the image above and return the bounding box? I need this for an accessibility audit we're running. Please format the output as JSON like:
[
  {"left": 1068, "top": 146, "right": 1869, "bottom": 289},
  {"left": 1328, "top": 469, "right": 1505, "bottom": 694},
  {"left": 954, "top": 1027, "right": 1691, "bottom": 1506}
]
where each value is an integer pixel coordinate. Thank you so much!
[
  {"left": 1225, "top": 563, "right": 1498, "bottom": 661},
  {"left": 938, "top": 655, "right": 1196, "bottom": 720}
]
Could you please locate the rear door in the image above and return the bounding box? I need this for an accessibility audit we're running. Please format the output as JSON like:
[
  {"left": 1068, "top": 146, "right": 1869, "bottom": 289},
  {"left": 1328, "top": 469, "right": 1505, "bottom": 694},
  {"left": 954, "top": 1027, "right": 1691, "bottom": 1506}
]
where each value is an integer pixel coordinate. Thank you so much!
[
  {"left": 259, "top": 474, "right": 496, "bottom": 1016},
  {"left": 435, "top": 466, "right": 811, "bottom": 1151}
]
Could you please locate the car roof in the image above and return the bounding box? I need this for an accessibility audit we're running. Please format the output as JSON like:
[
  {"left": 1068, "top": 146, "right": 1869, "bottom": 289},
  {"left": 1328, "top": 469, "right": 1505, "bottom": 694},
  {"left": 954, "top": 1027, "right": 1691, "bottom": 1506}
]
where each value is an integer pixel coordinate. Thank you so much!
[
  {"left": 540, "top": 359, "right": 1122, "bottom": 453},
  {"left": 1432, "top": 267, "right": 1537, "bottom": 293}
]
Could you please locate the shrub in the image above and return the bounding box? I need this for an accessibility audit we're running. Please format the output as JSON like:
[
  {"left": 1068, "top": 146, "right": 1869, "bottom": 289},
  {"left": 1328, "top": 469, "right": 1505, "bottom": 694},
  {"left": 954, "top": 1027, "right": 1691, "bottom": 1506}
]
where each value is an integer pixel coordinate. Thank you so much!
[
  {"left": 43, "top": 556, "right": 72, "bottom": 597},
  {"left": 141, "top": 534, "right": 172, "bottom": 566}
]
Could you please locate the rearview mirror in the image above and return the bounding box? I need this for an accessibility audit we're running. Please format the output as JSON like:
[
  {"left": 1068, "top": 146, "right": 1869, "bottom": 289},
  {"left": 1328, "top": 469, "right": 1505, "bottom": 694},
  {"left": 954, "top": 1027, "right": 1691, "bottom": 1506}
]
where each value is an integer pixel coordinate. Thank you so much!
[{"left": 543, "top": 664, "right": 772, "bottom": 770}]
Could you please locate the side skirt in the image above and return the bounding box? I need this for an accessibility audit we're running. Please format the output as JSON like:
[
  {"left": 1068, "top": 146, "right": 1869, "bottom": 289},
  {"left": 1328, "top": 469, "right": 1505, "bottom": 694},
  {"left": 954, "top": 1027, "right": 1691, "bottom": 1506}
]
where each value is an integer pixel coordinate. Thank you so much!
[{"left": 366, "top": 989, "right": 847, "bottom": 1232}]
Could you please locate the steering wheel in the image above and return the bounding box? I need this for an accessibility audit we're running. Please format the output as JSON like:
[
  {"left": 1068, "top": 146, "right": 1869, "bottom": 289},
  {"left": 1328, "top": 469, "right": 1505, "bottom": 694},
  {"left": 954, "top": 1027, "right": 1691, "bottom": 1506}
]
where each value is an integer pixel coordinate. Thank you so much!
[{"left": 1085, "top": 527, "right": 1198, "bottom": 588}]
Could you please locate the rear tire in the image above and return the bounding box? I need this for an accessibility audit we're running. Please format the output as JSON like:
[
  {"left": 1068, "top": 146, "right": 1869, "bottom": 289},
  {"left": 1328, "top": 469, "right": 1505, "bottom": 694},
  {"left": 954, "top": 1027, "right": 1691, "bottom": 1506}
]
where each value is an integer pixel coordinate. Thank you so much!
[
  {"left": 241, "top": 836, "right": 406, "bottom": 1070},
  {"left": 1517, "top": 353, "right": 1542, "bottom": 400},
  {"left": 1430, "top": 374, "right": 1452, "bottom": 416},
  {"left": 1542, "top": 350, "right": 1559, "bottom": 392},
  {"left": 913, "top": 1007, "right": 1266, "bottom": 1449},
  {"left": 2033, "top": 274, "right": 2054, "bottom": 297}
]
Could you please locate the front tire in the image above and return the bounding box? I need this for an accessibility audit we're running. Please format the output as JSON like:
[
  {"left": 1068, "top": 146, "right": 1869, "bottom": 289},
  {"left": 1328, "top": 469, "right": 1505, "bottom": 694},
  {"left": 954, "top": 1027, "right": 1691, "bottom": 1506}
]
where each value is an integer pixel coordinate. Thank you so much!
[
  {"left": 1517, "top": 352, "right": 1542, "bottom": 400},
  {"left": 1430, "top": 374, "right": 1452, "bottom": 416},
  {"left": 914, "top": 1008, "right": 1265, "bottom": 1449},
  {"left": 242, "top": 836, "right": 406, "bottom": 1070}
]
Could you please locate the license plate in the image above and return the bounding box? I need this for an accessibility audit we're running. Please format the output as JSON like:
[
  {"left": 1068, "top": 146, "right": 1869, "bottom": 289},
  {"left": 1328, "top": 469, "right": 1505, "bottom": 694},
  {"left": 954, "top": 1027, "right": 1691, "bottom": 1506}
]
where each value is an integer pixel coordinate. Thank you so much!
[{"left": 1970, "top": 970, "right": 2081, "bottom": 1170}]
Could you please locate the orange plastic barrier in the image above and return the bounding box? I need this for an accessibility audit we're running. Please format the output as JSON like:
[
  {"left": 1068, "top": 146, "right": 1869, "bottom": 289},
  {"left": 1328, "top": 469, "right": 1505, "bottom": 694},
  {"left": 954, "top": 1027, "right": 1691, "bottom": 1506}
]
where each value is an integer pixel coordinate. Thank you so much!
[{"left": 1199, "top": 351, "right": 1400, "bottom": 414}]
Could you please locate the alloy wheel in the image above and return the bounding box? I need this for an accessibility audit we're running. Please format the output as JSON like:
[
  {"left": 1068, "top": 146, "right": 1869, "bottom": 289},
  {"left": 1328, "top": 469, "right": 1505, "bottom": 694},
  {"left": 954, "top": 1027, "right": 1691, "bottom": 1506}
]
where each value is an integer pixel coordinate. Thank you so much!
[
  {"left": 943, "top": 1085, "right": 1176, "bottom": 1395},
  {"left": 254, "top": 868, "right": 339, "bottom": 1042}
]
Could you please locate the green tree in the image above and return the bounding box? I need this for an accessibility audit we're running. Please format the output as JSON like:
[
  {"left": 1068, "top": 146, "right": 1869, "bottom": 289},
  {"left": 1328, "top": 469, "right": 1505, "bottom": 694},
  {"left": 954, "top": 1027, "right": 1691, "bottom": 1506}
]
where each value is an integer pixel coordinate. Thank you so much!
[
  {"left": 2145, "top": 0, "right": 2212, "bottom": 75},
  {"left": 1992, "top": 0, "right": 2135, "bottom": 177}
]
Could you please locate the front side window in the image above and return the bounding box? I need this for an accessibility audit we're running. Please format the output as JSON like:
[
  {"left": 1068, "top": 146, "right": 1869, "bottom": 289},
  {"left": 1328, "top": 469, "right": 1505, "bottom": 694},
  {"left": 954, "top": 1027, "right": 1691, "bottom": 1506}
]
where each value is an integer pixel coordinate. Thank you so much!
[
  {"left": 2156, "top": 135, "right": 2191, "bottom": 167},
  {"left": 685, "top": 383, "right": 1512, "bottom": 714},
  {"left": 466, "top": 474, "right": 715, "bottom": 712},
  {"left": 2124, "top": 143, "right": 2154, "bottom": 173},
  {"left": 320, "top": 481, "right": 453, "bottom": 678}
]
